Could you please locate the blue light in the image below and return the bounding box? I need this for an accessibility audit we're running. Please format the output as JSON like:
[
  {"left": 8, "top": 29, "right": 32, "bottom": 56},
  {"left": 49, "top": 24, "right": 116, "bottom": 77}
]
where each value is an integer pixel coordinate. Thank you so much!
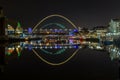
[
  {"left": 73, "top": 29, "right": 78, "bottom": 32},
  {"left": 28, "top": 28, "right": 32, "bottom": 34},
  {"left": 60, "top": 46, "right": 62, "bottom": 48},
  {"left": 57, "top": 45, "right": 60, "bottom": 48},
  {"left": 43, "top": 46, "right": 45, "bottom": 48},
  {"left": 69, "top": 39, "right": 73, "bottom": 44},
  {"left": 54, "top": 29, "right": 59, "bottom": 32},
  {"left": 55, "top": 45, "right": 57, "bottom": 49},
  {"left": 28, "top": 45, "right": 32, "bottom": 51},
  {"left": 45, "top": 46, "right": 47, "bottom": 49},
  {"left": 69, "top": 31, "right": 74, "bottom": 36},
  {"left": 73, "top": 45, "right": 78, "bottom": 49}
]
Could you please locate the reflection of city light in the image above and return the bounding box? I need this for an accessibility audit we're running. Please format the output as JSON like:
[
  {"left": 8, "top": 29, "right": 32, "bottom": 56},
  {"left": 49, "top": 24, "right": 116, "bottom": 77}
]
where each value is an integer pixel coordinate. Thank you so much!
[
  {"left": 88, "top": 42, "right": 91, "bottom": 44},
  {"left": 25, "top": 47, "right": 27, "bottom": 49},
  {"left": 118, "top": 52, "right": 120, "bottom": 55},
  {"left": 69, "top": 39, "right": 73, "bottom": 44},
  {"left": 12, "top": 47, "right": 15, "bottom": 50},
  {"left": 47, "top": 31, "right": 49, "bottom": 34},
  {"left": 89, "top": 46, "right": 94, "bottom": 49},
  {"left": 65, "top": 46, "right": 67, "bottom": 48},
  {"left": 55, "top": 46, "right": 57, "bottom": 49},
  {"left": 79, "top": 46, "right": 82, "bottom": 49},
  {"left": 40, "top": 47, "right": 43, "bottom": 49},
  {"left": 69, "top": 46, "right": 72, "bottom": 48},
  {"left": 30, "top": 42, "right": 33, "bottom": 45},
  {"left": 25, "top": 37, "right": 28, "bottom": 41},
  {"left": 50, "top": 46, "right": 52, "bottom": 49},
  {"left": 46, "top": 43, "right": 49, "bottom": 46},
  {"left": 7, "top": 47, "right": 15, "bottom": 55},
  {"left": 60, "top": 46, "right": 62, "bottom": 48},
  {"left": 35, "top": 46, "right": 38, "bottom": 49},
  {"left": 17, "top": 45, "right": 20, "bottom": 48},
  {"left": 96, "top": 46, "right": 102, "bottom": 49},
  {"left": 8, "top": 48, "right": 12, "bottom": 50},
  {"left": 112, "top": 49, "right": 116, "bottom": 52},
  {"left": 28, "top": 46, "right": 32, "bottom": 50},
  {"left": 73, "top": 45, "right": 78, "bottom": 49},
  {"left": 45, "top": 46, "right": 47, "bottom": 49}
]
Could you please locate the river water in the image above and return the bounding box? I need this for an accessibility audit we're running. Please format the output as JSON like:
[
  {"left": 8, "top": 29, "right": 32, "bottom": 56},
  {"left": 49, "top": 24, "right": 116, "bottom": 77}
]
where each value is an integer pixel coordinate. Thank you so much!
[{"left": 0, "top": 40, "right": 119, "bottom": 79}]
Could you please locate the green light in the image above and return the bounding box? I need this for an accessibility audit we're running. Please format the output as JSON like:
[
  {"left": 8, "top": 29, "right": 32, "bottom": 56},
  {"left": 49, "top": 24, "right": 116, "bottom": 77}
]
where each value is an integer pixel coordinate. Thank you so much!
[
  {"left": 55, "top": 49, "right": 66, "bottom": 55},
  {"left": 41, "top": 49, "right": 66, "bottom": 55},
  {"left": 18, "top": 52, "right": 21, "bottom": 57},
  {"left": 17, "top": 21, "right": 21, "bottom": 28},
  {"left": 6, "top": 52, "right": 11, "bottom": 56}
]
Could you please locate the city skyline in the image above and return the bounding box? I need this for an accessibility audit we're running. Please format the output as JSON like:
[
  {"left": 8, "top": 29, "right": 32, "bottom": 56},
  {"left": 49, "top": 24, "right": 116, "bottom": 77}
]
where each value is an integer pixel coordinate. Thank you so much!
[{"left": 0, "top": 0, "right": 120, "bottom": 28}]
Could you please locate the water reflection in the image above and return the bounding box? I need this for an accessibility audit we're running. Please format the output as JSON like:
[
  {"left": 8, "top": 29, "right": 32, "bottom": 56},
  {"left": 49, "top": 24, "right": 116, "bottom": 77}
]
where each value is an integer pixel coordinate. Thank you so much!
[
  {"left": 3, "top": 40, "right": 120, "bottom": 61},
  {"left": 0, "top": 39, "right": 119, "bottom": 79},
  {"left": 106, "top": 45, "right": 120, "bottom": 60},
  {"left": 0, "top": 39, "right": 120, "bottom": 70}
]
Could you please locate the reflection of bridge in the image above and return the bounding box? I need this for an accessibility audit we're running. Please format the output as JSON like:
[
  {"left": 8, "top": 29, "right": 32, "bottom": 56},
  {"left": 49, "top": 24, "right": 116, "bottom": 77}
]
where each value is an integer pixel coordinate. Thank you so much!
[
  {"left": 31, "top": 14, "right": 81, "bottom": 66},
  {"left": 5, "top": 40, "right": 120, "bottom": 65}
]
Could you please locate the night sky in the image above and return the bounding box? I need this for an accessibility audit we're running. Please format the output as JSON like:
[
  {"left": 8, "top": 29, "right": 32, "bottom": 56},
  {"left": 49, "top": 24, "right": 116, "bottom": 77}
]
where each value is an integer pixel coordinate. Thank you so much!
[{"left": 0, "top": 0, "right": 120, "bottom": 29}]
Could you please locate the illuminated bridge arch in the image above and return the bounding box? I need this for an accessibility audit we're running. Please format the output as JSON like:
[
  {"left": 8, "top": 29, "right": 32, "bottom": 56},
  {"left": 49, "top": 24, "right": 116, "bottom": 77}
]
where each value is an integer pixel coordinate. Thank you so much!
[
  {"left": 32, "top": 14, "right": 78, "bottom": 32},
  {"left": 32, "top": 14, "right": 80, "bottom": 66}
]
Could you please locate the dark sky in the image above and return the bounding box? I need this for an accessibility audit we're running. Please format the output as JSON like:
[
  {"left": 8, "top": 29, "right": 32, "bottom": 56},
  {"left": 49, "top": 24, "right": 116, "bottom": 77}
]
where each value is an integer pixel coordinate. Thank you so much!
[{"left": 0, "top": 0, "right": 120, "bottom": 29}]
